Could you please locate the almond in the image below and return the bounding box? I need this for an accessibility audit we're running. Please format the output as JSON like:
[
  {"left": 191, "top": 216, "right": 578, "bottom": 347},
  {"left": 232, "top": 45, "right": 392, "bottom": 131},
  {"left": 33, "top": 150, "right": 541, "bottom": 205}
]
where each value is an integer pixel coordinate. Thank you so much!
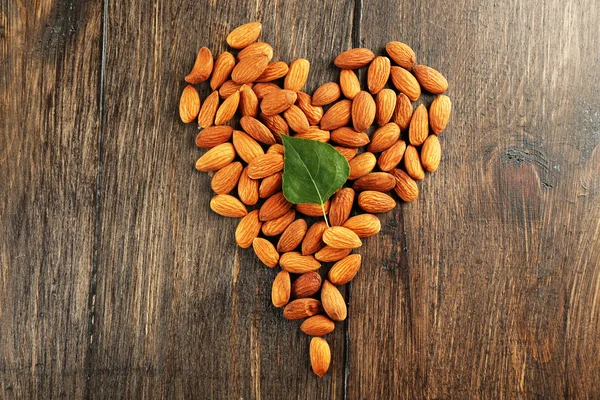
[
  {"left": 179, "top": 85, "right": 201, "bottom": 123},
  {"left": 185, "top": 47, "right": 213, "bottom": 84},
  {"left": 295, "top": 200, "right": 330, "bottom": 217},
  {"left": 412, "top": 64, "right": 448, "bottom": 94},
  {"left": 283, "top": 105, "right": 310, "bottom": 134},
  {"left": 312, "top": 82, "right": 341, "bottom": 106},
  {"left": 198, "top": 90, "right": 220, "bottom": 128},
  {"left": 248, "top": 153, "right": 284, "bottom": 179},
  {"left": 343, "top": 214, "right": 381, "bottom": 238},
  {"left": 320, "top": 99, "right": 352, "bottom": 131},
  {"left": 262, "top": 209, "right": 295, "bottom": 236},
  {"left": 232, "top": 130, "right": 264, "bottom": 163},
  {"left": 348, "top": 152, "right": 376, "bottom": 180},
  {"left": 334, "top": 48, "right": 375, "bottom": 69},
  {"left": 429, "top": 95, "right": 451, "bottom": 134},
  {"left": 235, "top": 210, "right": 262, "bottom": 248},
  {"left": 252, "top": 237, "right": 280, "bottom": 268},
  {"left": 239, "top": 84, "right": 259, "bottom": 117},
  {"left": 238, "top": 167, "right": 260, "bottom": 205},
  {"left": 260, "top": 112, "right": 290, "bottom": 137},
  {"left": 329, "top": 188, "right": 355, "bottom": 226},
  {"left": 391, "top": 168, "right": 419, "bottom": 202},
  {"left": 367, "top": 56, "right": 391, "bottom": 94},
  {"left": 283, "top": 298, "right": 323, "bottom": 320},
  {"left": 295, "top": 92, "right": 323, "bottom": 125},
  {"left": 209, "top": 194, "right": 247, "bottom": 218},
  {"left": 314, "top": 246, "right": 352, "bottom": 262},
  {"left": 210, "top": 52, "right": 236, "bottom": 91},
  {"left": 309, "top": 337, "right": 331, "bottom": 378},
  {"left": 392, "top": 93, "right": 413, "bottom": 130},
  {"left": 272, "top": 270, "right": 291, "bottom": 308},
  {"left": 253, "top": 82, "right": 280, "bottom": 99},
  {"left": 409, "top": 104, "right": 428, "bottom": 146},
  {"left": 226, "top": 22, "right": 262, "bottom": 49},
  {"left": 211, "top": 161, "right": 243, "bottom": 194},
  {"left": 390, "top": 66, "right": 421, "bottom": 101},
  {"left": 421, "top": 135, "right": 441, "bottom": 172},
  {"left": 368, "top": 122, "right": 401, "bottom": 152},
  {"left": 352, "top": 91, "right": 376, "bottom": 132},
  {"left": 255, "top": 61, "right": 289, "bottom": 82},
  {"left": 195, "top": 142, "right": 236, "bottom": 172},
  {"left": 385, "top": 41, "right": 416, "bottom": 69},
  {"left": 237, "top": 42, "right": 273, "bottom": 61},
  {"left": 214, "top": 89, "right": 239, "bottom": 125},
  {"left": 240, "top": 116, "right": 277, "bottom": 144},
  {"left": 322, "top": 226, "right": 362, "bottom": 249},
  {"left": 301, "top": 221, "right": 328, "bottom": 256},
  {"left": 352, "top": 172, "right": 396, "bottom": 192},
  {"left": 404, "top": 145, "right": 425, "bottom": 180},
  {"left": 294, "top": 127, "right": 330, "bottom": 143},
  {"left": 219, "top": 80, "right": 249, "bottom": 99},
  {"left": 284, "top": 58, "right": 310, "bottom": 92},
  {"left": 291, "top": 272, "right": 322, "bottom": 298},
  {"left": 267, "top": 144, "right": 284, "bottom": 155},
  {"left": 277, "top": 219, "right": 308, "bottom": 253},
  {"left": 321, "top": 280, "right": 347, "bottom": 321},
  {"left": 259, "top": 192, "right": 292, "bottom": 221},
  {"left": 377, "top": 140, "right": 407, "bottom": 171},
  {"left": 196, "top": 125, "right": 233, "bottom": 148},
  {"left": 333, "top": 146, "right": 358, "bottom": 161},
  {"left": 339, "top": 69, "right": 361, "bottom": 99},
  {"left": 231, "top": 53, "right": 270, "bottom": 84},
  {"left": 328, "top": 254, "right": 362, "bottom": 285},
  {"left": 357, "top": 191, "right": 396, "bottom": 213},
  {"left": 376, "top": 88, "right": 396, "bottom": 126},
  {"left": 279, "top": 252, "right": 321, "bottom": 273},
  {"left": 259, "top": 172, "right": 283, "bottom": 198},
  {"left": 330, "top": 127, "right": 369, "bottom": 147},
  {"left": 302, "top": 315, "right": 335, "bottom": 337},
  {"left": 260, "top": 89, "right": 298, "bottom": 116}
]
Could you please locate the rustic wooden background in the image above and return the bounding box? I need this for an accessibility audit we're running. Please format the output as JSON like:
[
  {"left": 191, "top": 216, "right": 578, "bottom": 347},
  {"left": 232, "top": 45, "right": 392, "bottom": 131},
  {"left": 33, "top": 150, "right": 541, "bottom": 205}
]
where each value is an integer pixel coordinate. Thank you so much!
[{"left": 2, "top": 0, "right": 600, "bottom": 398}]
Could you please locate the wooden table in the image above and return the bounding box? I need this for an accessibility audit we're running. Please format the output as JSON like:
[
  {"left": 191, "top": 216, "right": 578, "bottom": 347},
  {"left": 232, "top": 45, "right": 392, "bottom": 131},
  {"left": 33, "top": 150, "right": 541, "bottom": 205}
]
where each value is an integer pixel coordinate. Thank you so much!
[{"left": 2, "top": 0, "right": 599, "bottom": 398}]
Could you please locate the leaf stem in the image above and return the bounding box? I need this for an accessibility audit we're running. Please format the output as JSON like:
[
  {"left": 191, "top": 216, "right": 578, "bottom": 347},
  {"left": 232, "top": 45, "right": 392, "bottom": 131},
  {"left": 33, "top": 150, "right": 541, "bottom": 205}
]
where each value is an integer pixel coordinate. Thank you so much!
[{"left": 321, "top": 203, "right": 330, "bottom": 228}]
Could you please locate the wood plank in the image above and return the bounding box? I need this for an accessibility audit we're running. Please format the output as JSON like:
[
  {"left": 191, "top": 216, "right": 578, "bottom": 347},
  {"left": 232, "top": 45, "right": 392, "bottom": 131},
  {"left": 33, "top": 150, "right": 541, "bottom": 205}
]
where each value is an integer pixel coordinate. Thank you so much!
[
  {"left": 0, "top": 0, "right": 103, "bottom": 398},
  {"left": 90, "top": 1, "right": 354, "bottom": 398},
  {"left": 349, "top": 0, "right": 600, "bottom": 398}
]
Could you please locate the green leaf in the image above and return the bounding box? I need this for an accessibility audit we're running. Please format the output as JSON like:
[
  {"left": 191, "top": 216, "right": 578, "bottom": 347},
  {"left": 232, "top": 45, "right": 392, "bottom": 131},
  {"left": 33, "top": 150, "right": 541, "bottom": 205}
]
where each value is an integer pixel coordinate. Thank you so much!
[{"left": 280, "top": 135, "right": 350, "bottom": 206}]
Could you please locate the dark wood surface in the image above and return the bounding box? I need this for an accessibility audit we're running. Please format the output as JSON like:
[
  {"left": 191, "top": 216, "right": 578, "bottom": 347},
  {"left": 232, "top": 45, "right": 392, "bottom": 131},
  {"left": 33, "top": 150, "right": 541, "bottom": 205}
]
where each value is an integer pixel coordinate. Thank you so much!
[{"left": 1, "top": 0, "right": 599, "bottom": 398}]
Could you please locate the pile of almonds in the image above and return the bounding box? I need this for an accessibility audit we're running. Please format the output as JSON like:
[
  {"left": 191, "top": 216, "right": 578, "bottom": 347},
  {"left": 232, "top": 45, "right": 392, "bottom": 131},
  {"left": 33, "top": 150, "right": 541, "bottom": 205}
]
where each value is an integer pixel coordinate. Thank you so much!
[{"left": 179, "top": 22, "right": 451, "bottom": 378}]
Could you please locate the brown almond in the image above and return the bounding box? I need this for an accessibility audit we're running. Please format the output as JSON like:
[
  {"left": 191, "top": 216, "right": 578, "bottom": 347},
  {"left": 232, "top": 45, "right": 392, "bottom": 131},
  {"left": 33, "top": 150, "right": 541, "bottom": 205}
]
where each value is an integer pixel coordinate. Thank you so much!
[
  {"left": 312, "top": 82, "right": 341, "bottom": 106},
  {"left": 352, "top": 91, "right": 376, "bottom": 132},
  {"left": 284, "top": 58, "right": 310, "bottom": 92},
  {"left": 267, "top": 144, "right": 284, "bottom": 155},
  {"left": 248, "top": 153, "right": 284, "bottom": 179},
  {"left": 404, "top": 145, "right": 425, "bottom": 180},
  {"left": 339, "top": 69, "right": 361, "bottom": 99},
  {"left": 390, "top": 66, "right": 421, "bottom": 101},
  {"left": 252, "top": 237, "right": 280, "bottom": 268},
  {"left": 343, "top": 214, "right": 381, "bottom": 238},
  {"left": 240, "top": 116, "right": 277, "bottom": 144},
  {"left": 259, "top": 172, "right": 283, "bottom": 198},
  {"left": 238, "top": 167, "right": 260, "bottom": 205},
  {"left": 214, "top": 90, "right": 239, "bottom": 125},
  {"left": 260, "top": 89, "right": 298, "bottom": 116},
  {"left": 272, "top": 270, "right": 291, "bottom": 308},
  {"left": 279, "top": 252, "right": 321, "bottom": 273},
  {"left": 391, "top": 168, "right": 419, "bottom": 202},
  {"left": 429, "top": 95, "right": 451, "bottom": 134},
  {"left": 283, "top": 105, "right": 310, "bottom": 134},
  {"left": 320, "top": 99, "right": 352, "bottom": 131},
  {"left": 255, "top": 61, "right": 289, "bottom": 82},
  {"left": 377, "top": 140, "right": 407, "bottom": 171},
  {"left": 392, "top": 93, "right": 413, "bottom": 130},
  {"left": 421, "top": 135, "right": 441, "bottom": 172},
  {"left": 334, "top": 48, "right": 375, "bottom": 69},
  {"left": 376, "top": 88, "right": 397, "bottom": 126},
  {"left": 235, "top": 210, "right": 262, "bottom": 248},
  {"left": 323, "top": 226, "right": 362, "bottom": 249},
  {"left": 295, "top": 200, "right": 330, "bottom": 217},
  {"left": 209, "top": 194, "right": 247, "bottom": 218},
  {"left": 196, "top": 125, "right": 233, "bottom": 148},
  {"left": 357, "top": 191, "right": 396, "bottom": 213},
  {"left": 259, "top": 192, "right": 293, "bottom": 221},
  {"left": 239, "top": 84, "right": 259, "bottom": 117},
  {"left": 321, "top": 280, "right": 347, "bottom": 321},
  {"left": 309, "top": 337, "right": 331, "bottom": 378},
  {"left": 283, "top": 298, "right": 323, "bottom": 320},
  {"left": 260, "top": 112, "right": 290, "bottom": 138},
  {"left": 301, "top": 221, "right": 328, "bottom": 256},
  {"left": 412, "top": 64, "right": 448, "bottom": 94},
  {"left": 291, "top": 272, "right": 322, "bottom": 298},
  {"left": 333, "top": 146, "right": 358, "bottom": 161},
  {"left": 367, "top": 56, "right": 391, "bottom": 94},
  {"left": 232, "top": 130, "right": 264, "bottom": 163},
  {"left": 198, "top": 90, "right": 220, "bottom": 128},
  {"left": 314, "top": 246, "right": 352, "bottom": 262},
  {"left": 352, "top": 172, "right": 396, "bottom": 192},
  {"left": 237, "top": 42, "right": 273, "bottom": 61},
  {"left": 231, "top": 53, "right": 270, "bottom": 84},
  {"left": 210, "top": 52, "right": 236, "bottom": 91},
  {"left": 219, "top": 80, "right": 245, "bottom": 99},
  {"left": 262, "top": 209, "right": 295, "bottom": 236},
  {"left": 211, "top": 161, "right": 243, "bottom": 194},
  {"left": 195, "top": 142, "right": 236, "bottom": 172},
  {"left": 348, "top": 152, "right": 376, "bottom": 180},
  {"left": 302, "top": 315, "right": 335, "bottom": 337},
  {"left": 385, "top": 41, "right": 416, "bottom": 69},
  {"left": 179, "top": 85, "right": 201, "bottom": 123},
  {"left": 328, "top": 254, "right": 362, "bottom": 285},
  {"left": 331, "top": 127, "right": 370, "bottom": 147},
  {"left": 409, "top": 104, "right": 428, "bottom": 146},
  {"left": 329, "top": 188, "right": 355, "bottom": 226},
  {"left": 185, "top": 47, "right": 213, "bottom": 84},
  {"left": 368, "top": 122, "right": 401, "bottom": 152},
  {"left": 296, "top": 92, "right": 323, "bottom": 125},
  {"left": 226, "top": 22, "right": 262, "bottom": 49},
  {"left": 253, "top": 82, "right": 280, "bottom": 99},
  {"left": 277, "top": 219, "right": 308, "bottom": 253},
  {"left": 294, "top": 127, "right": 330, "bottom": 143}
]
